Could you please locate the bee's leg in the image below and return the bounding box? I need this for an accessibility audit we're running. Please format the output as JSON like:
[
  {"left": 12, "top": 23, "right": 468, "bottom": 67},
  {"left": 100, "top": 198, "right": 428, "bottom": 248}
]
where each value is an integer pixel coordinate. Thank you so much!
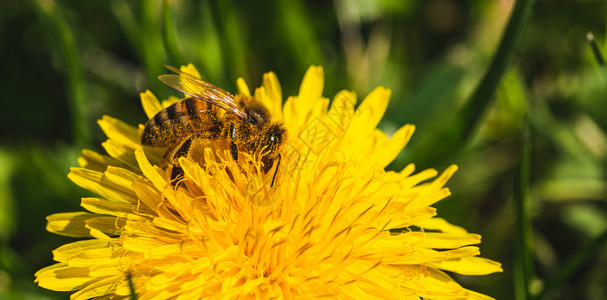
[
  {"left": 172, "top": 135, "right": 197, "bottom": 163},
  {"left": 228, "top": 123, "right": 238, "bottom": 162},
  {"left": 270, "top": 154, "right": 281, "bottom": 187},
  {"left": 228, "top": 123, "right": 244, "bottom": 173},
  {"left": 230, "top": 141, "right": 239, "bottom": 163},
  {"left": 230, "top": 140, "right": 247, "bottom": 175},
  {"left": 170, "top": 166, "right": 184, "bottom": 186},
  {"left": 169, "top": 134, "right": 199, "bottom": 187}
]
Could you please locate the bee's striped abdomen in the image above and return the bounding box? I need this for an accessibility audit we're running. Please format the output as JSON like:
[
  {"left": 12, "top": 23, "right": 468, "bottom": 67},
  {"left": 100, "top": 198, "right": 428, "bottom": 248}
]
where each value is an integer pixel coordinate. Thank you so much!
[{"left": 141, "top": 98, "right": 221, "bottom": 147}]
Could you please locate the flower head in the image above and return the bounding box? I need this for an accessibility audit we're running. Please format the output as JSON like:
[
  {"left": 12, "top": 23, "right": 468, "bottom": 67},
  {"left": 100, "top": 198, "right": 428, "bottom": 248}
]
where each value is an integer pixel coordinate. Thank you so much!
[{"left": 36, "top": 65, "right": 502, "bottom": 299}]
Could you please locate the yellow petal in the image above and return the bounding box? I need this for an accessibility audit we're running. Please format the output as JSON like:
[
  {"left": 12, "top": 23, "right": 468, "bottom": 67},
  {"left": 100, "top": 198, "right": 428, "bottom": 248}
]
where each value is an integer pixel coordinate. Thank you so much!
[
  {"left": 98, "top": 116, "right": 141, "bottom": 149},
  {"left": 428, "top": 257, "right": 503, "bottom": 275},
  {"left": 345, "top": 87, "right": 390, "bottom": 140},
  {"left": 104, "top": 165, "right": 141, "bottom": 189},
  {"left": 236, "top": 77, "right": 251, "bottom": 96},
  {"left": 70, "top": 275, "right": 123, "bottom": 300},
  {"left": 180, "top": 63, "right": 202, "bottom": 78},
  {"left": 61, "top": 245, "right": 123, "bottom": 267},
  {"left": 284, "top": 66, "right": 324, "bottom": 131},
  {"left": 399, "top": 163, "right": 416, "bottom": 176},
  {"left": 298, "top": 66, "right": 324, "bottom": 101},
  {"left": 68, "top": 167, "right": 137, "bottom": 204},
  {"left": 416, "top": 217, "right": 469, "bottom": 234},
  {"left": 52, "top": 240, "right": 112, "bottom": 262},
  {"left": 131, "top": 180, "right": 162, "bottom": 215},
  {"left": 262, "top": 71, "right": 283, "bottom": 118},
  {"left": 78, "top": 149, "right": 125, "bottom": 172},
  {"left": 140, "top": 90, "right": 163, "bottom": 119},
  {"left": 101, "top": 140, "right": 138, "bottom": 169},
  {"left": 432, "top": 164, "right": 458, "bottom": 189},
  {"left": 401, "top": 206, "right": 437, "bottom": 226},
  {"left": 415, "top": 232, "right": 481, "bottom": 249},
  {"left": 135, "top": 148, "right": 168, "bottom": 192},
  {"left": 400, "top": 267, "right": 490, "bottom": 299},
  {"left": 46, "top": 212, "right": 95, "bottom": 238},
  {"left": 84, "top": 215, "right": 124, "bottom": 238},
  {"left": 35, "top": 263, "right": 93, "bottom": 291},
  {"left": 121, "top": 238, "right": 183, "bottom": 259},
  {"left": 88, "top": 264, "right": 126, "bottom": 277},
  {"left": 327, "top": 90, "right": 357, "bottom": 134},
  {"left": 373, "top": 124, "right": 415, "bottom": 168}
]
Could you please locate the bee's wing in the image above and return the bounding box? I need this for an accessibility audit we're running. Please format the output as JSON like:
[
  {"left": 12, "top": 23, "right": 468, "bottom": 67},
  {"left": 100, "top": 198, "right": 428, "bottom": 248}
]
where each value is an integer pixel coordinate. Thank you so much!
[{"left": 158, "top": 66, "right": 248, "bottom": 120}]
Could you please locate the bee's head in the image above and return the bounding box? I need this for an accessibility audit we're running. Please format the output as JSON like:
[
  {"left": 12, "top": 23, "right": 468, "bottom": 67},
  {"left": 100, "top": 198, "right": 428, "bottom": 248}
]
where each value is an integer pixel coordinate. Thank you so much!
[
  {"left": 265, "top": 124, "right": 285, "bottom": 149},
  {"left": 259, "top": 123, "right": 286, "bottom": 173},
  {"left": 258, "top": 123, "right": 286, "bottom": 155}
]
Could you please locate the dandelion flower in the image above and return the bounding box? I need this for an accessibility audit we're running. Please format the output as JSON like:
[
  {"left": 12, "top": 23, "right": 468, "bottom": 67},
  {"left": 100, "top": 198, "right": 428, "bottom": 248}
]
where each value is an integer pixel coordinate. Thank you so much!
[{"left": 36, "top": 65, "right": 502, "bottom": 299}]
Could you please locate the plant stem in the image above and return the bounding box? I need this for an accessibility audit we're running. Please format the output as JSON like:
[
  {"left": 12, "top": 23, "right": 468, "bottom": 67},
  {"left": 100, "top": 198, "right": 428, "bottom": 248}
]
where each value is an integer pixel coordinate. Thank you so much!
[
  {"left": 412, "top": 0, "right": 536, "bottom": 169},
  {"left": 33, "top": 0, "right": 89, "bottom": 148},
  {"left": 162, "top": 0, "right": 186, "bottom": 67},
  {"left": 514, "top": 118, "right": 533, "bottom": 300}
]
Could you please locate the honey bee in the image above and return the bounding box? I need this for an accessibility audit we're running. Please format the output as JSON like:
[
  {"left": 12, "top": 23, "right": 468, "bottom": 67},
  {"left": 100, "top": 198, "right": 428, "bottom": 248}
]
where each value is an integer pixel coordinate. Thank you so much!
[{"left": 142, "top": 66, "right": 286, "bottom": 186}]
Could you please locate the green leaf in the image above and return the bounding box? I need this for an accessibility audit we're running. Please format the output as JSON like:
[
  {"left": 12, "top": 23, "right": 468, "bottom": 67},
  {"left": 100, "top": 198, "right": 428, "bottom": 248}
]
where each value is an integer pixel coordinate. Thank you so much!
[
  {"left": 162, "top": 0, "right": 186, "bottom": 67},
  {"left": 514, "top": 118, "right": 534, "bottom": 300},
  {"left": 409, "top": 0, "right": 536, "bottom": 168},
  {"left": 197, "top": 0, "right": 225, "bottom": 82},
  {"left": 127, "top": 272, "right": 138, "bottom": 300},
  {"left": 32, "top": 0, "right": 89, "bottom": 148},
  {"left": 140, "top": 0, "right": 166, "bottom": 89}
]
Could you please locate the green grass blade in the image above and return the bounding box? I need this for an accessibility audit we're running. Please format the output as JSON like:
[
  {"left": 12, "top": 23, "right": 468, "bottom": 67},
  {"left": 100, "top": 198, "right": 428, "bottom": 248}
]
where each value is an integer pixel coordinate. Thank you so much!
[
  {"left": 127, "top": 272, "right": 138, "bottom": 300},
  {"left": 604, "top": 16, "right": 607, "bottom": 57},
  {"left": 534, "top": 231, "right": 607, "bottom": 300},
  {"left": 514, "top": 118, "right": 533, "bottom": 300},
  {"left": 276, "top": 0, "right": 323, "bottom": 71},
  {"left": 411, "top": 0, "right": 536, "bottom": 168},
  {"left": 587, "top": 32, "right": 605, "bottom": 67},
  {"left": 32, "top": 0, "right": 89, "bottom": 148},
  {"left": 198, "top": 0, "right": 225, "bottom": 82},
  {"left": 162, "top": 0, "right": 186, "bottom": 67},
  {"left": 459, "top": 0, "right": 536, "bottom": 138},
  {"left": 140, "top": 0, "right": 166, "bottom": 89},
  {"left": 112, "top": 0, "right": 164, "bottom": 88},
  {"left": 0, "top": 149, "right": 16, "bottom": 241},
  {"left": 587, "top": 32, "right": 607, "bottom": 81},
  {"left": 216, "top": 1, "right": 247, "bottom": 82},
  {"left": 585, "top": 31, "right": 607, "bottom": 151},
  {"left": 111, "top": 0, "right": 141, "bottom": 59}
]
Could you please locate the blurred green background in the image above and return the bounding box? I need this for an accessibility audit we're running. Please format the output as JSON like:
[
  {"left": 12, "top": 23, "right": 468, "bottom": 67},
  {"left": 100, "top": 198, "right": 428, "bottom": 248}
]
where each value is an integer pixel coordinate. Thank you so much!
[{"left": 1, "top": 0, "right": 606, "bottom": 299}]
